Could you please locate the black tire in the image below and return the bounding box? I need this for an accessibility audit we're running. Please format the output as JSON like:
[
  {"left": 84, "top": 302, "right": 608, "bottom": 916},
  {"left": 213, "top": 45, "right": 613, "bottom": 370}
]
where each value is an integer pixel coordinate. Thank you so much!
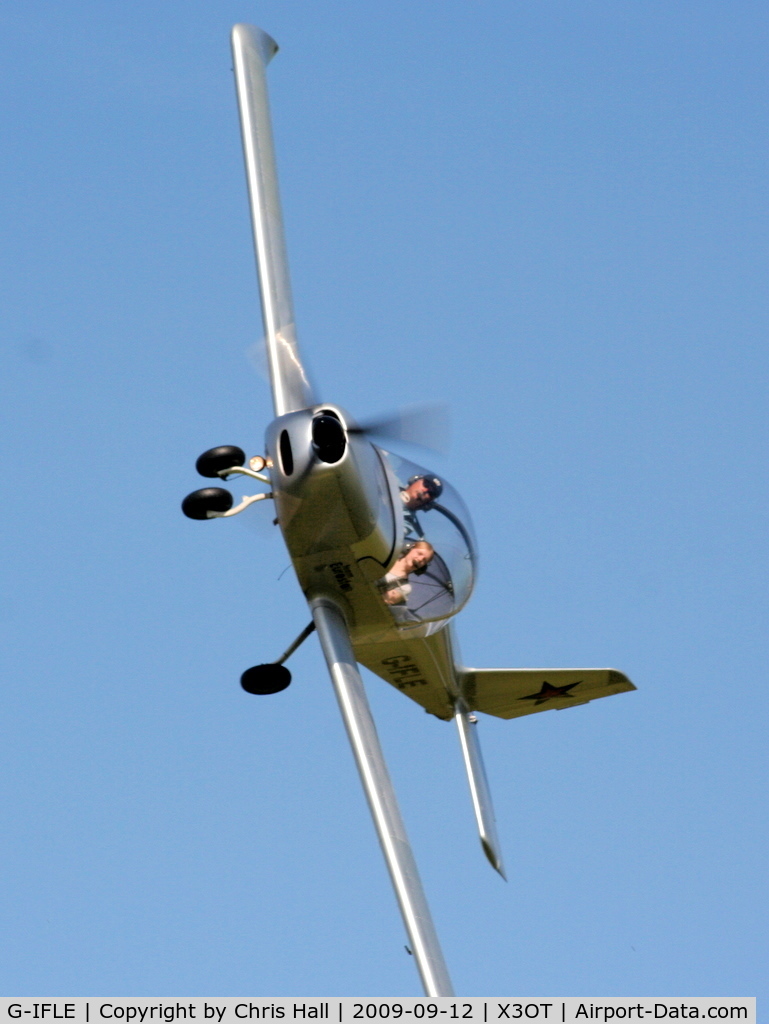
[
  {"left": 181, "top": 487, "right": 233, "bottom": 520},
  {"left": 196, "top": 445, "right": 247, "bottom": 478},
  {"left": 241, "top": 664, "right": 292, "bottom": 695}
]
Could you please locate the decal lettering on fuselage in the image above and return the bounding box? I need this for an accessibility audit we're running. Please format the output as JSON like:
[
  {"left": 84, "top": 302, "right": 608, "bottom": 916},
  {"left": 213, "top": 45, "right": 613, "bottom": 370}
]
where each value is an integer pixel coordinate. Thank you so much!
[
  {"left": 328, "top": 561, "right": 355, "bottom": 592},
  {"left": 381, "top": 654, "right": 428, "bottom": 690}
]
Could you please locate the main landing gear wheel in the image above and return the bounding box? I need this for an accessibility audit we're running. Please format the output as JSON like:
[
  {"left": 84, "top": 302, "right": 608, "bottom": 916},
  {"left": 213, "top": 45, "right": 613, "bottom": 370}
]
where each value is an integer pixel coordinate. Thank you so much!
[
  {"left": 241, "top": 664, "right": 292, "bottom": 695},
  {"left": 196, "top": 445, "right": 247, "bottom": 478},
  {"left": 181, "top": 487, "right": 233, "bottom": 520}
]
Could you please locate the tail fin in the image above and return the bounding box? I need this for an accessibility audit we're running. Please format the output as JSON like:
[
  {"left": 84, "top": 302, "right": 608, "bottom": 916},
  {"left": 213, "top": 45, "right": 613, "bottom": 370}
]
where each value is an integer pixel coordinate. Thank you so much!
[{"left": 454, "top": 703, "right": 506, "bottom": 878}]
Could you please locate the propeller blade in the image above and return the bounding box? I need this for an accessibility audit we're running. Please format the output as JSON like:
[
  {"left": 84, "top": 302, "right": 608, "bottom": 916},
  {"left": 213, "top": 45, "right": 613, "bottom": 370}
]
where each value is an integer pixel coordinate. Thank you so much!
[{"left": 349, "top": 403, "right": 450, "bottom": 455}]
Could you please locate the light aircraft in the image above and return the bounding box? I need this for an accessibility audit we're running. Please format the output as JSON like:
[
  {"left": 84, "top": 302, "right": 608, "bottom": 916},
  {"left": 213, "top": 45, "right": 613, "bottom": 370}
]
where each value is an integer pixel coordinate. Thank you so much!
[{"left": 182, "top": 24, "right": 635, "bottom": 997}]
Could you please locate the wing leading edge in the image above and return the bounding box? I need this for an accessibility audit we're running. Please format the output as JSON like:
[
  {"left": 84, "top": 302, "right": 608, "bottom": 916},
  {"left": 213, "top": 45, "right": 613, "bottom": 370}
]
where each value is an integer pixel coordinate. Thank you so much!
[{"left": 231, "top": 24, "right": 314, "bottom": 416}]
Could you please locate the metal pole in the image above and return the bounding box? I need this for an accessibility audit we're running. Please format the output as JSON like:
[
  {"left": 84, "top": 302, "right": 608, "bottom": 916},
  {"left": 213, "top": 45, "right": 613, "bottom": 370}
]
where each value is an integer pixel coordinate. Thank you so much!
[{"left": 310, "top": 596, "right": 454, "bottom": 997}]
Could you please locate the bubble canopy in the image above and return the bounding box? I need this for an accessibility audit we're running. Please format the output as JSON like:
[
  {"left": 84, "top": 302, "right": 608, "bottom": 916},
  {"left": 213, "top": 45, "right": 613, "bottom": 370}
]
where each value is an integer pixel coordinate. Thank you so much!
[{"left": 377, "top": 451, "right": 478, "bottom": 627}]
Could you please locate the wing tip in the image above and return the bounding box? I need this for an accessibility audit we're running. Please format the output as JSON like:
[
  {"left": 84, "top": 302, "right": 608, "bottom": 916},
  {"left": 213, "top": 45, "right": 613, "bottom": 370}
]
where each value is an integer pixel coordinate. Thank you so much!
[
  {"left": 607, "top": 668, "right": 635, "bottom": 689},
  {"left": 231, "top": 23, "right": 279, "bottom": 65}
]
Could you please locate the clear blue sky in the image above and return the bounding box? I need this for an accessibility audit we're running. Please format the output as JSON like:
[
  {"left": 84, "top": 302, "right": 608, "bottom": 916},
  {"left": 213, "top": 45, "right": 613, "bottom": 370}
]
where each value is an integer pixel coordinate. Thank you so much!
[{"left": 1, "top": 0, "right": 766, "bottom": 999}]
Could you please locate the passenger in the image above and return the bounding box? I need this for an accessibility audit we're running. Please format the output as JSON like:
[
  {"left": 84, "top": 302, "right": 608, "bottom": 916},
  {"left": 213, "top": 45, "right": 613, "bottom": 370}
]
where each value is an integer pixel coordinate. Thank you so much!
[{"left": 378, "top": 541, "right": 435, "bottom": 606}]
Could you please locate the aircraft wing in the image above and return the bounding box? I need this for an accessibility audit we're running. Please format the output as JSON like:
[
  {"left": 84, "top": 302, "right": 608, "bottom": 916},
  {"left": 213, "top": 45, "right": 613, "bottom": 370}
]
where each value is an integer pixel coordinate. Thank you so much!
[
  {"left": 231, "top": 25, "right": 315, "bottom": 416},
  {"left": 311, "top": 598, "right": 455, "bottom": 995},
  {"left": 459, "top": 668, "right": 635, "bottom": 720}
]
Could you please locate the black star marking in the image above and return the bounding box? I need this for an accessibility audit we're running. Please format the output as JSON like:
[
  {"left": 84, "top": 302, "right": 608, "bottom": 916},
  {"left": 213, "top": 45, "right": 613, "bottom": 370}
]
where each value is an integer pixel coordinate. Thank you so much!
[{"left": 518, "top": 680, "right": 582, "bottom": 705}]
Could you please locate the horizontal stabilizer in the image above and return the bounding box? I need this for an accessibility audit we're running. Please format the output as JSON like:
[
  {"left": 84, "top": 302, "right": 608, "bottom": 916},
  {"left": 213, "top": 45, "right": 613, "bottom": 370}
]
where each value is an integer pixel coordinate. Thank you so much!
[{"left": 460, "top": 668, "right": 635, "bottom": 720}]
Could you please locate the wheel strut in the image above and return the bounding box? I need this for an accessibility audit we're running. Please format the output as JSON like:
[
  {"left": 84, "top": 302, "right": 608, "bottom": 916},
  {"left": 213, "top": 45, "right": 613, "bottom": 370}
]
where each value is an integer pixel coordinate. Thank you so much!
[
  {"left": 275, "top": 621, "right": 316, "bottom": 665},
  {"left": 240, "top": 622, "right": 316, "bottom": 695}
]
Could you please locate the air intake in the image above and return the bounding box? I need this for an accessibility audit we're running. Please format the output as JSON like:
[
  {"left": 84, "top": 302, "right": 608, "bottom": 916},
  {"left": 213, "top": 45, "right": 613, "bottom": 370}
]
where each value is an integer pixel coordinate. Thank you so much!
[{"left": 311, "top": 414, "right": 346, "bottom": 464}]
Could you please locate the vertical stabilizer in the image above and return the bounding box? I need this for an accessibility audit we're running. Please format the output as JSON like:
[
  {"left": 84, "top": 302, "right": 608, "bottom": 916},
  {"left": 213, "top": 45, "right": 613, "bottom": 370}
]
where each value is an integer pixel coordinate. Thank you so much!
[{"left": 455, "top": 703, "right": 506, "bottom": 878}]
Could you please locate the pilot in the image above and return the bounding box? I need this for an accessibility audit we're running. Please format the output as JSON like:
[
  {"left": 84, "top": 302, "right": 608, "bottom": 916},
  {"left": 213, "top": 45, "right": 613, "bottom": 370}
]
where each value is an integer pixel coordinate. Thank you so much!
[
  {"left": 401, "top": 474, "right": 443, "bottom": 511},
  {"left": 378, "top": 540, "right": 435, "bottom": 606},
  {"left": 401, "top": 475, "right": 442, "bottom": 538}
]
